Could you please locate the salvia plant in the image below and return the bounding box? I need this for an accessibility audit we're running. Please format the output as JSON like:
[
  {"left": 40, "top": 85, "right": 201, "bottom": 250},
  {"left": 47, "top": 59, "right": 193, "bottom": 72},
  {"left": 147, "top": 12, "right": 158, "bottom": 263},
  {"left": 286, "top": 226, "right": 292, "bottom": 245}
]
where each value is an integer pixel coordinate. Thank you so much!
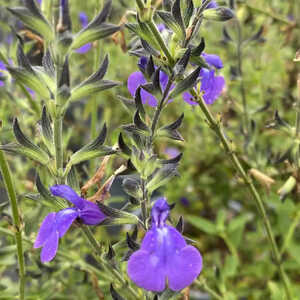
[{"left": 0, "top": 0, "right": 299, "bottom": 299}]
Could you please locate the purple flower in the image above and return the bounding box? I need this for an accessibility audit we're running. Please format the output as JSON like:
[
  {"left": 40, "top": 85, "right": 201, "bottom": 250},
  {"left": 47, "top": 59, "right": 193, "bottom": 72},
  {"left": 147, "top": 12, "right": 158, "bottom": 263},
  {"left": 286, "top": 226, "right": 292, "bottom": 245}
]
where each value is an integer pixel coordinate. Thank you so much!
[
  {"left": 165, "top": 147, "right": 180, "bottom": 159},
  {"left": 204, "top": 0, "right": 218, "bottom": 9},
  {"left": 157, "top": 23, "right": 166, "bottom": 33},
  {"left": 76, "top": 12, "right": 92, "bottom": 54},
  {"left": 0, "top": 61, "right": 6, "bottom": 87},
  {"left": 127, "top": 57, "right": 172, "bottom": 107},
  {"left": 183, "top": 53, "right": 225, "bottom": 105},
  {"left": 127, "top": 197, "right": 202, "bottom": 292},
  {"left": 34, "top": 185, "right": 106, "bottom": 263},
  {"left": 180, "top": 197, "right": 190, "bottom": 207}
]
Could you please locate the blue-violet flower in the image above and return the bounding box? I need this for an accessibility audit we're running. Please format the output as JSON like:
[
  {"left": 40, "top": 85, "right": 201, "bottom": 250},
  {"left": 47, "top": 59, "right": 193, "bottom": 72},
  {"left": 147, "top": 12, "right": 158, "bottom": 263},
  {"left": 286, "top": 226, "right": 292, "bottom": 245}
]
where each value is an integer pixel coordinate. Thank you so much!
[
  {"left": 76, "top": 12, "right": 92, "bottom": 54},
  {"left": 127, "top": 197, "right": 202, "bottom": 292},
  {"left": 182, "top": 53, "right": 225, "bottom": 105},
  {"left": 0, "top": 61, "right": 6, "bottom": 87},
  {"left": 34, "top": 185, "right": 106, "bottom": 263}
]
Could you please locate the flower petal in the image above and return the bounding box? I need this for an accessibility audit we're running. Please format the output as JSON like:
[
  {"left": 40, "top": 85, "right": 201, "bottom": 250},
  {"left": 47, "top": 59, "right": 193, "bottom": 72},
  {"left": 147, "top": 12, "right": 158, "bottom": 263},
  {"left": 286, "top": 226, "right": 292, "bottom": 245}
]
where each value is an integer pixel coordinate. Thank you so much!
[
  {"left": 79, "top": 200, "right": 106, "bottom": 225},
  {"left": 127, "top": 71, "right": 158, "bottom": 107},
  {"left": 141, "top": 89, "right": 158, "bottom": 107},
  {"left": 202, "top": 53, "right": 223, "bottom": 69},
  {"left": 201, "top": 69, "right": 225, "bottom": 105},
  {"left": 151, "top": 197, "right": 170, "bottom": 228},
  {"left": 34, "top": 212, "right": 56, "bottom": 248},
  {"left": 164, "top": 226, "right": 202, "bottom": 291},
  {"left": 182, "top": 91, "right": 198, "bottom": 106},
  {"left": 40, "top": 230, "right": 59, "bottom": 263},
  {"left": 0, "top": 61, "right": 7, "bottom": 71},
  {"left": 50, "top": 185, "right": 85, "bottom": 209},
  {"left": 127, "top": 249, "right": 166, "bottom": 292},
  {"left": 55, "top": 208, "right": 79, "bottom": 237},
  {"left": 78, "top": 12, "right": 89, "bottom": 28},
  {"left": 127, "top": 71, "right": 146, "bottom": 97},
  {"left": 204, "top": 0, "right": 218, "bottom": 9},
  {"left": 138, "top": 56, "right": 148, "bottom": 72},
  {"left": 167, "top": 245, "right": 203, "bottom": 291},
  {"left": 75, "top": 43, "right": 92, "bottom": 54}
]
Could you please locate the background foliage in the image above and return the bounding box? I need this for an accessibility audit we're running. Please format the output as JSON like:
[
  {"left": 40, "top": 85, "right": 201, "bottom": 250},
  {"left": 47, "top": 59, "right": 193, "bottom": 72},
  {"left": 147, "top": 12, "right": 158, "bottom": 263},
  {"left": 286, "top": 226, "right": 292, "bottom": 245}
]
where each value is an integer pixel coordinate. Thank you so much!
[{"left": 0, "top": 0, "right": 299, "bottom": 299}]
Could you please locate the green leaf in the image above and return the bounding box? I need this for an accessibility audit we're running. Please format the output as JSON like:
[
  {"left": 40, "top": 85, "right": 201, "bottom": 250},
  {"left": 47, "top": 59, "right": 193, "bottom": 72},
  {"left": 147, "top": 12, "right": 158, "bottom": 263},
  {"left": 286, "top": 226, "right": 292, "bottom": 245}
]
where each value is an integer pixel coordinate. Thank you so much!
[
  {"left": 169, "top": 67, "right": 201, "bottom": 98},
  {"left": 71, "top": 0, "right": 120, "bottom": 49},
  {"left": 187, "top": 215, "right": 218, "bottom": 235},
  {"left": 7, "top": 0, "right": 53, "bottom": 41},
  {"left": 97, "top": 203, "right": 142, "bottom": 226},
  {"left": 66, "top": 124, "right": 116, "bottom": 169}
]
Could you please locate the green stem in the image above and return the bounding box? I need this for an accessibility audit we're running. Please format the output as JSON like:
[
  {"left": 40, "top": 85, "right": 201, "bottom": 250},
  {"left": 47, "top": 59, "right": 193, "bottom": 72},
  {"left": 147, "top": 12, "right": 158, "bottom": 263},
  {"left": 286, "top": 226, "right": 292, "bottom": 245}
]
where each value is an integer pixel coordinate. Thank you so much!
[
  {"left": 196, "top": 95, "right": 293, "bottom": 300},
  {"left": 0, "top": 151, "right": 25, "bottom": 300},
  {"left": 195, "top": 279, "right": 223, "bottom": 300},
  {"left": 81, "top": 226, "right": 140, "bottom": 299},
  {"left": 150, "top": 77, "right": 174, "bottom": 142},
  {"left": 245, "top": 3, "right": 295, "bottom": 26},
  {"left": 146, "top": 20, "right": 174, "bottom": 66},
  {"left": 236, "top": 20, "right": 249, "bottom": 138},
  {"left": 54, "top": 116, "right": 63, "bottom": 181}
]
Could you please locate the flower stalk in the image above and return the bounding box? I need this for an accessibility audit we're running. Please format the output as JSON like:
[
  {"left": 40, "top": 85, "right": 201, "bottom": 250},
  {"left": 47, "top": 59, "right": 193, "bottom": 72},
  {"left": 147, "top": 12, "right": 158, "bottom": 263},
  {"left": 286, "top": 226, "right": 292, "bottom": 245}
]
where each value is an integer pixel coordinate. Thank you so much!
[
  {"left": 146, "top": 20, "right": 175, "bottom": 66},
  {"left": 0, "top": 151, "right": 25, "bottom": 300},
  {"left": 80, "top": 225, "right": 140, "bottom": 299},
  {"left": 195, "top": 278, "right": 223, "bottom": 300},
  {"left": 196, "top": 94, "right": 293, "bottom": 300}
]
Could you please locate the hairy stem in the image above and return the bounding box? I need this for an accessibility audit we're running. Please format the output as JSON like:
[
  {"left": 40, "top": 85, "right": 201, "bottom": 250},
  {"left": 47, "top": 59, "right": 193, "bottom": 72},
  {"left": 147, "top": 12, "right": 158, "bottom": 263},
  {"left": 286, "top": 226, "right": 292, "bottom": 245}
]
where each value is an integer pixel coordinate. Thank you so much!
[
  {"left": 236, "top": 20, "right": 249, "bottom": 138},
  {"left": 245, "top": 3, "right": 296, "bottom": 26},
  {"left": 134, "top": 0, "right": 173, "bottom": 64},
  {"left": 146, "top": 20, "right": 174, "bottom": 66},
  {"left": 54, "top": 116, "right": 63, "bottom": 180},
  {"left": 81, "top": 226, "right": 140, "bottom": 299},
  {"left": 0, "top": 151, "right": 25, "bottom": 300},
  {"left": 195, "top": 279, "right": 223, "bottom": 300},
  {"left": 150, "top": 77, "right": 174, "bottom": 141},
  {"left": 196, "top": 95, "right": 293, "bottom": 300}
]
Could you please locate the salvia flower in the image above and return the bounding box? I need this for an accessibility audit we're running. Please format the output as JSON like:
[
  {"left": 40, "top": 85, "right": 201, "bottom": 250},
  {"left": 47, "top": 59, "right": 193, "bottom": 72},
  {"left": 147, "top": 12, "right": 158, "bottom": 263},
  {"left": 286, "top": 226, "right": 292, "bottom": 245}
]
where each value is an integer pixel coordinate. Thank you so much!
[
  {"left": 127, "top": 197, "right": 202, "bottom": 292},
  {"left": 183, "top": 52, "right": 225, "bottom": 105},
  {"left": 205, "top": 0, "right": 218, "bottom": 9},
  {"left": 164, "top": 147, "right": 180, "bottom": 159},
  {"left": 127, "top": 57, "right": 172, "bottom": 107},
  {"left": 34, "top": 185, "right": 106, "bottom": 263},
  {"left": 0, "top": 61, "right": 6, "bottom": 87},
  {"left": 76, "top": 12, "right": 92, "bottom": 54}
]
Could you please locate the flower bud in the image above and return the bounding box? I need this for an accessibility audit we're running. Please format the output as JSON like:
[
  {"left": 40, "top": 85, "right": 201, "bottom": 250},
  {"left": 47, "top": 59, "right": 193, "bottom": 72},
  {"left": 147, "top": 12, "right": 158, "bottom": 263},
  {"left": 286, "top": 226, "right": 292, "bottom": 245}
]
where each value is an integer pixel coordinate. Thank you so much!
[
  {"left": 203, "top": 7, "right": 235, "bottom": 22},
  {"left": 122, "top": 178, "right": 143, "bottom": 199},
  {"left": 277, "top": 176, "right": 296, "bottom": 201}
]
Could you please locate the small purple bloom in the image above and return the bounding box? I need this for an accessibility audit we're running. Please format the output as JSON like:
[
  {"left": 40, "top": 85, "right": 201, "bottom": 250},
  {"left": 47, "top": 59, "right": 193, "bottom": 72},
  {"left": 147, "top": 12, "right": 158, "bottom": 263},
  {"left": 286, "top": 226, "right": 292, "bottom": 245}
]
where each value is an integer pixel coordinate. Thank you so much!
[
  {"left": 165, "top": 147, "right": 180, "bottom": 159},
  {"left": 157, "top": 23, "right": 166, "bottom": 33},
  {"left": 37, "top": 0, "right": 42, "bottom": 4},
  {"left": 127, "top": 197, "right": 202, "bottom": 292},
  {"left": 76, "top": 12, "right": 92, "bottom": 54},
  {"left": 0, "top": 61, "right": 7, "bottom": 87},
  {"left": 180, "top": 197, "right": 190, "bottom": 207},
  {"left": 201, "top": 53, "right": 223, "bottom": 69},
  {"left": 204, "top": 0, "right": 218, "bottom": 9},
  {"left": 183, "top": 53, "right": 225, "bottom": 105},
  {"left": 34, "top": 185, "right": 106, "bottom": 263},
  {"left": 127, "top": 57, "right": 172, "bottom": 107}
]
